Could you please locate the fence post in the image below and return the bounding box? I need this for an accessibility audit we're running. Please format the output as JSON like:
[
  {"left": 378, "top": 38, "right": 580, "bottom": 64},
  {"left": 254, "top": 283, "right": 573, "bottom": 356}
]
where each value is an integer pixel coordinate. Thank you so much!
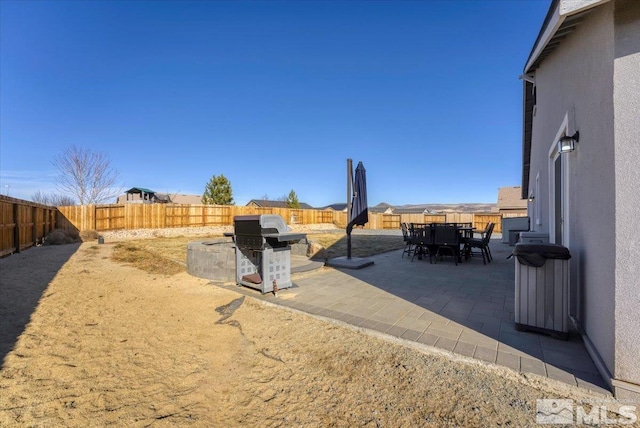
[
  {"left": 32, "top": 206, "right": 38, "bottom": 246},
  {"left": 49, "top": 208, "right": 55, "bottom": 234},
  {"left": 13, "top": 203, "right": 20, "bottom": 253}
]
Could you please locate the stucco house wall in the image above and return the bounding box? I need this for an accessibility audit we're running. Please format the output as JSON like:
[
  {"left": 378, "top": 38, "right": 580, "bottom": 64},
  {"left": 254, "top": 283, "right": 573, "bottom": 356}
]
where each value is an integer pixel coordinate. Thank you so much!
[
  {"left": 530, "top": 1, "right": 616, "bottom": 375},
  {"left": 525, "top": 0, "right": 639, "bottom": 398},
  {"left": 612, "top": 0, "right": 640, "bottom": 399}
]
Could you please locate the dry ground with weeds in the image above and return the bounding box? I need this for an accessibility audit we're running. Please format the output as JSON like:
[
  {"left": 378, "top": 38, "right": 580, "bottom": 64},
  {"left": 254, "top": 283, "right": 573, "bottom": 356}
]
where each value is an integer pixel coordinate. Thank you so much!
[
  {"left": 0, "top": 234, "right": 632, "bottom": 427},
  {"left": 108, "top": 231, "right": 406, "bottom": 275}
]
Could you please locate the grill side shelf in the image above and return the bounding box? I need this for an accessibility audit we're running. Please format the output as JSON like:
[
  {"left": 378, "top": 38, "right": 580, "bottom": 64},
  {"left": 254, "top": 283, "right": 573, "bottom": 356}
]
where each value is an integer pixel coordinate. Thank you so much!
[{"left": 262, "top": 232, "right": 306, "bottom": 242}]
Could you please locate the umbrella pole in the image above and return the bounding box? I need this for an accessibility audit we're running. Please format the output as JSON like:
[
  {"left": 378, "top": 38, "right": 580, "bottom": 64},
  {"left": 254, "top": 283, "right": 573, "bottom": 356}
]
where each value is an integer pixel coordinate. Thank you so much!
[{"left": 347, "top": 158, "right": 353, "bottom": 259}]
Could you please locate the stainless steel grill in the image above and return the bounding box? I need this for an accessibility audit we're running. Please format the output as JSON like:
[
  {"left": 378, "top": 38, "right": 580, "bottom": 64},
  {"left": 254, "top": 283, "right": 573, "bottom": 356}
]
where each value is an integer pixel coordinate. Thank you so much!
[{"left": 233, "top": 215, "right": 305, "bottom": 293}]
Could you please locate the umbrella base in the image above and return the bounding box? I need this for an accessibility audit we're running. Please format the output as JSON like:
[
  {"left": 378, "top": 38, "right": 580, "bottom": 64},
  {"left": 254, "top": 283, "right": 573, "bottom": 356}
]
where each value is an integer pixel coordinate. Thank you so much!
[{"left": 326, "top": 256, "right": 374, "bottom": 269}]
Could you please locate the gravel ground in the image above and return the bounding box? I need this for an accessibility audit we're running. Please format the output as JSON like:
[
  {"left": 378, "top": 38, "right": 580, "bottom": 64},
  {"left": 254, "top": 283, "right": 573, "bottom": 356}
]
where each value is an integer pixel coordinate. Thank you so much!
[
  {"left": 96, "top": 223, "right": 404, "bottom": 241},
  {"left": 97, "top": 223, "right": 342, "bottom": 241}
]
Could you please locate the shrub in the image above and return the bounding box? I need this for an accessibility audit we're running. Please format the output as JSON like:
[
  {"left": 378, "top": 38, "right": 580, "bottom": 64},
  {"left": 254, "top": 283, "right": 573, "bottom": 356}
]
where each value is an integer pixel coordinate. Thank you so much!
[
  {"left": 80, "top": 229, "right": 100, "bottom": 241},
  {"left": 43, "top": 229, "right": 82, "bottom": 245}
]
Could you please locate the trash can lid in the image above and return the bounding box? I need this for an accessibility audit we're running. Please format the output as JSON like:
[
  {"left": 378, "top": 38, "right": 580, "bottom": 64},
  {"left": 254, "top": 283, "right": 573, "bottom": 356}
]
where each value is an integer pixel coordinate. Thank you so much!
[
  {"left": 514, "top": 243, "right": 571, "bottom": 257},
  {"left": 512, "top": 243, "right": 571, "bottom": 267}
]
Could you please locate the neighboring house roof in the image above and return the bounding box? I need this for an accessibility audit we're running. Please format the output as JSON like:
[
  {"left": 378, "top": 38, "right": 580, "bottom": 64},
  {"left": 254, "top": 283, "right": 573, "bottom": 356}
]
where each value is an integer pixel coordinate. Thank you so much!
[
  {"left": 118, "top": 189, "right": 202, "bottom": 204},
  {"left": 368, "top": 202, "right": 394, "bottom": 213},
  {"left": 521, "top": 0, "right": 606, "bottom": 197},
  {"left": 321, "top": 203, "right": 348, "bottom": 211},
  {"left": 246, "top": 199, "right": 314, "bottom": 209},
  {"left": 118, "top": 187, "right": 159, "bottom": 203},
  {"left": 392, "top": 207, "right": 428, "bottom": 214},
  {"left": 497, "top": 187, "right": 528, "bottom": 210},
  {"left": 153, "top": 193, "right": 171, "bottom": 203},
  {"left": 125, "top": 187, "right": 156, "bottom": 194},
  {"left": 170, "top": 194, "right": 203, "bottom": 204},
  {"left": 373, "top": 202, "right": 393, "bottom": 209},
  {"left": 369, "top": 205, "right": 394, "bottom": 214},
  {"left": 321, "top": 202, "right": 389, "bottom": 213}
]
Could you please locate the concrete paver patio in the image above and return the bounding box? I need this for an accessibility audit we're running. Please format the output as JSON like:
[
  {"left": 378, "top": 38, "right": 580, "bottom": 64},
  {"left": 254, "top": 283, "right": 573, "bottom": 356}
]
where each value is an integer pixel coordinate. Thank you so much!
[{"left": 217, "top": 237, "right": 610, "bottom": 396}]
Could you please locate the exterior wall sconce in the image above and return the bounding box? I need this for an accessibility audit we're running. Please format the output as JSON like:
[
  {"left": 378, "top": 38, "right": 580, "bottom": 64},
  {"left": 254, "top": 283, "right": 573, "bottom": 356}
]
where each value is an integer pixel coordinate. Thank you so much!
[
  {"left": 558, "top": 131, "right": 579, "bottom": 153},
  {"left": 528, "top": 192, "right": 535, "bottom": 202}
]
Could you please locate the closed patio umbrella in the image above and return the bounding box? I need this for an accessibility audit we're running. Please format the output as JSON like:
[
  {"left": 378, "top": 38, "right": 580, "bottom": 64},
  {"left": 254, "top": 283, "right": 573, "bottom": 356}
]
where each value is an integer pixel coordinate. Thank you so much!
[{"left": 347, "top": 161, "right": 368, "bottom": 258}]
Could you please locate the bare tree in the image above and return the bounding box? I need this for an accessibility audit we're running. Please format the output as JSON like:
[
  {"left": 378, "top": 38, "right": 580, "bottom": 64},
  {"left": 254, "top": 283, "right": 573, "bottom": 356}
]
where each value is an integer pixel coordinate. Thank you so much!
[
  {"left": 31, "top": 190, "right": 51, "bottom": 205},
  {"left": 53, "top": 145, "right": 122, "bottom": 204},
  {"left": 31, "top": 190, "right": 76, "bottom": 206}
]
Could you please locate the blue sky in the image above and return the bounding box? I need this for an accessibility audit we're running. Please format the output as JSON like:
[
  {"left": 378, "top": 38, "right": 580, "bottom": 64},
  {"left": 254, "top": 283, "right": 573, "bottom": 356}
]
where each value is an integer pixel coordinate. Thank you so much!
[{"left": 0, "top": 0, "right": 549, "bottom": 207}]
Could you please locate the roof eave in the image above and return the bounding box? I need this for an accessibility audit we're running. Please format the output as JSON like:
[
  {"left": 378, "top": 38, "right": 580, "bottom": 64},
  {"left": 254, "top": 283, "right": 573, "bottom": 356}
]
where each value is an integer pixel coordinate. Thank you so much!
[
  {"left": 524, "top": 0, "right": 610, "bottom": 73},
  {"left": 521, "top": 0, "right": 610, "bottom": 198},
  {"left": 522, "top": 81, "right": 534, "bottom": 198}
]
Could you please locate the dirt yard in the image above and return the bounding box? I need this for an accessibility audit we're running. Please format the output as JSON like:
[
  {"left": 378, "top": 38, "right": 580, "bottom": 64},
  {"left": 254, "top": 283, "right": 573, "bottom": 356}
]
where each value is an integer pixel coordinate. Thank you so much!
[{"left": 0, "top": 241, "right": 629, "bottom": 427}]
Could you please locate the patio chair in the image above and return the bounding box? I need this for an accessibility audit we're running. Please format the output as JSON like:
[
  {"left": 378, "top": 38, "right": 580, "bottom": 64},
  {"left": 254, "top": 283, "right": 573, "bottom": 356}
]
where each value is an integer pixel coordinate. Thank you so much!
[
  {"left": 433, "top": 223, "right": 460, "bottom": 265},
  {"left": 461, "top": 222, "right": 489, "bottom": 255},
  {"left": 456, "top": 223, "right": 474, "bottom": 248},
  {"left": 411, "top": 225, "right": 434, "bottom": 263},
  {"left": 473, "top": 222, "right": 492, "bottom": 239},
  {"left": 463, "top": 222, "right": 495, "bottom": 264},
  {"left": 401, "top": 222, "right": 414, "bottom": 258}
]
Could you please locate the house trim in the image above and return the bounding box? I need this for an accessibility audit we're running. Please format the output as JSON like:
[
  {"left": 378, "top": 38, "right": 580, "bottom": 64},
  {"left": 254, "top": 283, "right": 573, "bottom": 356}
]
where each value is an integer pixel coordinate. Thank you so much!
[
  {"left": 547, "top": 113, "right": 572, "bottom": 247},
  {"left": 579, "top": 323, "right": 615, "bottom": 391},
  {"left": 521, "top": 0, "right": 609, "bottom": 199},
  {"left": 525, "top": 1, "right": 563, "bottom": 73},
  {"left": 578, "top": 317, "right": 640, "bottom": 397},
  {"left": 534, "top": 172, "right": 541, "bottom": 228},
  {"left": 612, "top": 379, "right": 640, "bottom": 396}
]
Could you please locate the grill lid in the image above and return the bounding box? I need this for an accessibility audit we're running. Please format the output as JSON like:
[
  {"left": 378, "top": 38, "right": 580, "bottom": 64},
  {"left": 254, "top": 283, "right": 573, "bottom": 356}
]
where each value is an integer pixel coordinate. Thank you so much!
[
  {"left": 259, "top": 214, "right": 288, "bottom": 234},
  {"left": 234, "top": 214, "right": 288, "bottom": 234},
  {"left": 233, "top": 214, "right": 305, "bottom": 243}
]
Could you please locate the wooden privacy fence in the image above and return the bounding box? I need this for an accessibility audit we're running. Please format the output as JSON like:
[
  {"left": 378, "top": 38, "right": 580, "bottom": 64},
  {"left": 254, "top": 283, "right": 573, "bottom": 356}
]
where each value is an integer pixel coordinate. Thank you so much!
[
  {"left": 393, "top": 213, "right": 508, "bottom": 234},
  {"left": 0, "top": 195, "right": 57, "bottom": 257},
  {"left": 0, "top": 196, "right": 525, "bottom": 257},
  {"left": 57, "top": 204, "right": 336, "bottom": 232},
  {"left": 57, "top": 203, "right": 516, "bottom": 234}
]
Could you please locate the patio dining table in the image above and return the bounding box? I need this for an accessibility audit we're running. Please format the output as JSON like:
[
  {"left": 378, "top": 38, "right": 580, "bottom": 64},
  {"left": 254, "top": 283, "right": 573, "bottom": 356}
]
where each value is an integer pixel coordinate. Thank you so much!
[{"left": 409, "top": 223, "right": 476, "bottom": 263}]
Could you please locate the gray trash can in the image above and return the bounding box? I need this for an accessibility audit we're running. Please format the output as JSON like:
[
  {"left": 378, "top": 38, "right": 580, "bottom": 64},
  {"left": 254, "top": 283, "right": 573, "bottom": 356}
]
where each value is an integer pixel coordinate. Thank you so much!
[{"left": 512, "top": 243, "right": 571, "bottom": 340}]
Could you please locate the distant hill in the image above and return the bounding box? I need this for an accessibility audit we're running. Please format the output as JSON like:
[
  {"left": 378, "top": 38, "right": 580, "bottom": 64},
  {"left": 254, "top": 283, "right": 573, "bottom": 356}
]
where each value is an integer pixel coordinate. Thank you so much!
[
  {"left": 393, "top": 203, "right": 497, "bottom": 213},
  {"left": 317, "top": 201, "right": 498, "bottom": 213}
]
